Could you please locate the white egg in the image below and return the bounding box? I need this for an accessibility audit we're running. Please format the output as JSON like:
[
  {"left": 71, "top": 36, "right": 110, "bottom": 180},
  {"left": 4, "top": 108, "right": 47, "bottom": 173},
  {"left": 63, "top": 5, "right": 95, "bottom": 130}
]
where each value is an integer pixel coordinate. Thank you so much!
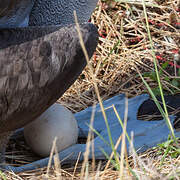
[{"left": 24, "top": 103, "right": 78, "bottom": 157}]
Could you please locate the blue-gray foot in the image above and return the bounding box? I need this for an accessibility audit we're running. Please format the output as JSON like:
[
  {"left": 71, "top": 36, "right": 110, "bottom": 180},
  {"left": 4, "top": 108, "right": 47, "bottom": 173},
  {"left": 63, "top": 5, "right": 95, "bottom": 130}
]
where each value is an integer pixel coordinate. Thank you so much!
[{"left": 4, "top": 94, "right": 180, "bottom": 173}]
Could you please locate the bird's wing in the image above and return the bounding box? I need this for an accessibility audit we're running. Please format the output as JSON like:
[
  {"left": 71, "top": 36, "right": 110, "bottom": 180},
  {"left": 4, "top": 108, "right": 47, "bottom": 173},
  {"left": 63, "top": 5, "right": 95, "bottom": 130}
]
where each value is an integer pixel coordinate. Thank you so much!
[{"left": 0, "top": 23, "right": 98, "bottom": 132}]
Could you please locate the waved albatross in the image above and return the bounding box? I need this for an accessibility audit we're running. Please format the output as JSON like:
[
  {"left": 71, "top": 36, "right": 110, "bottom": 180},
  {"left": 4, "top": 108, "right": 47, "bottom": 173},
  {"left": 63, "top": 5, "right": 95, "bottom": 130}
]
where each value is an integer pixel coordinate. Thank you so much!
[{"left": 0, "top": 0, "right": 98, "bottom": 170}]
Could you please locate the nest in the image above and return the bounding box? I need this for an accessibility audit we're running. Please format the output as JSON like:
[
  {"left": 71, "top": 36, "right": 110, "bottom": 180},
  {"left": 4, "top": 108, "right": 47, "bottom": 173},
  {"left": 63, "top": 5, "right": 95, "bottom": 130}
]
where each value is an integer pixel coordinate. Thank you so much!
[{"left": 5, "top": 0, "right": 180, "bottom": 179}]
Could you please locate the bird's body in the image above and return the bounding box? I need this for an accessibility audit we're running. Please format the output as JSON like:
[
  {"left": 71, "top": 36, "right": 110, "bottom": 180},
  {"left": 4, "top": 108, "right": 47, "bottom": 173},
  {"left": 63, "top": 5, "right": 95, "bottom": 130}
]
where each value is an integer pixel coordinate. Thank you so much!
[
  {"left": 0, "top": 0, "right": 98, "bottom": 169},
  {"left": 0, "top": 23, "right": 98, "bottom": 166},
  {"left": 0, "top": 24, "right": 98, "bottom": 133}
]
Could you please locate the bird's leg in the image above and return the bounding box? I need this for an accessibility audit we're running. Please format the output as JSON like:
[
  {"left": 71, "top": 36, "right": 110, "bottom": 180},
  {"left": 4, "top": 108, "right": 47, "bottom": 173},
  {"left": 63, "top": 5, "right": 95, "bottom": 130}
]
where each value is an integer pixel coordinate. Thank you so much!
[{"left": 0, "top": 131, "right": 12, "bottom": 165}]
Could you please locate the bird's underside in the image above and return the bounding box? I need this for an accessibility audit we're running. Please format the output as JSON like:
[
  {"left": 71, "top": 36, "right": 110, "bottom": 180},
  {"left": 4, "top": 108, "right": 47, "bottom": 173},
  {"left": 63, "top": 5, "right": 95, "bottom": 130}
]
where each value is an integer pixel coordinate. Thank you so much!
[
  {"left": 29, "top": 0, "right": 98, "bottom": 26},
  {"left": 0, "top": 23, "right": 98, "bottom": 133}
]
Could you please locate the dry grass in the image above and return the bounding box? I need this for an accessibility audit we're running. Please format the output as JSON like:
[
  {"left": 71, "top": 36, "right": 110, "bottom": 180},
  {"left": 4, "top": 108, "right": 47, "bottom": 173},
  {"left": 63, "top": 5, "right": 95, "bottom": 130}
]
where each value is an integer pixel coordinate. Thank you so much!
[
  {"left": 60, "top": 0, "right": 180, "bottom": 113},
  {"left": 3, "top": 0, "right": 180, "bottom": 179}
]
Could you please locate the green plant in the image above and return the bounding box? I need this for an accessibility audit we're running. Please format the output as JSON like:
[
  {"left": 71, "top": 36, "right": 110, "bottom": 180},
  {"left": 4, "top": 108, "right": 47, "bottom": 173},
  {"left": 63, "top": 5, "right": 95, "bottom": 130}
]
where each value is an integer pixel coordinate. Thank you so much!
[
  {"left": 0, "top": 170, "right": 7, "bottom": 180},
  {"left": 157, "top": 136, "right": 180, "bottom": 165},
  {"left": 138, "top": 0, "right": 177, "bottom": 142},
  {"left": 143, "top": 62, "right": 180, "bottom": 96}
]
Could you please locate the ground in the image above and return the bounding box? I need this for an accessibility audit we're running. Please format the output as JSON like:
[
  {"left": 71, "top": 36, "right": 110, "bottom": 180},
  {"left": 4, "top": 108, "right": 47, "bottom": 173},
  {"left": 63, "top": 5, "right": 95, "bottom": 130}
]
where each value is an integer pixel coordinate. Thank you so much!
[{"left": 3, "top": 0, "right": 180, "bottom": 179}]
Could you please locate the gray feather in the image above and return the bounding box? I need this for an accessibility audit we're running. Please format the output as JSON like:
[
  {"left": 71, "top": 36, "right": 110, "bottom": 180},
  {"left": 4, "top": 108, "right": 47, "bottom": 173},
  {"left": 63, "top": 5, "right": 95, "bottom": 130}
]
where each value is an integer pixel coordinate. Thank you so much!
[
  {"left": 0, "top": 23, "right": 98, "bottom": 133},
  {"left": 0, "top": 0, "right": 35, "bottom": 28},
  {"left": 29, "top": 0, "right": 98, "bottom": 26}
]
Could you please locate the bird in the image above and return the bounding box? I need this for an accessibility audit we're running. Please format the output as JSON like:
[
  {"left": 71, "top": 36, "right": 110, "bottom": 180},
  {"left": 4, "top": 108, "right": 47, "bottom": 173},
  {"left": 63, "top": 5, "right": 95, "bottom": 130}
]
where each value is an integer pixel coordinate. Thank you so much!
[{"left": 0, "top": 0, "right": 98, "bottom": 169}]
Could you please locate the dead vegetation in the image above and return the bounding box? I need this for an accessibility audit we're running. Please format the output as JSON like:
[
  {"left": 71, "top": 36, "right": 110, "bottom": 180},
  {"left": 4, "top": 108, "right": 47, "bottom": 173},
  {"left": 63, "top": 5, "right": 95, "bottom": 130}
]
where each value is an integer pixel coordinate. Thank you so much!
[{"left": 3, "top": 0, "right": 180, "bottom": 179}]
